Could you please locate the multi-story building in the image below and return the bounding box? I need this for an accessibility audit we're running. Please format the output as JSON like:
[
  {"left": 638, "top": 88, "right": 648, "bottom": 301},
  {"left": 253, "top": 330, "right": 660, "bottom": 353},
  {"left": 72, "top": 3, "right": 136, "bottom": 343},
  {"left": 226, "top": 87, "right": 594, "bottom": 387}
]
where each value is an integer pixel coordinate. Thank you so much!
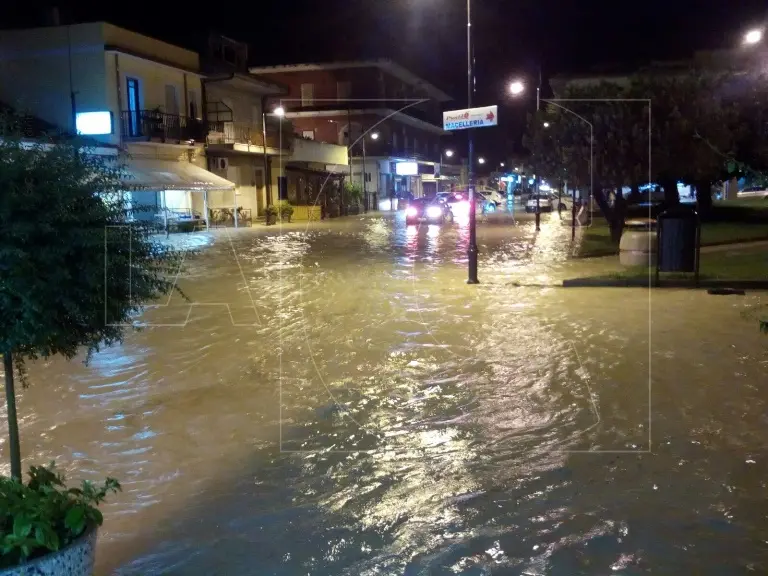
[
  {"left": 249, "top": 59, "right": 452, "bottom": 210},
  {"left": 202, "top": 35, "right": 348, "bottom": 221},
  {"left": 0, "top": 22, "right": 236, "bottom": 227}
]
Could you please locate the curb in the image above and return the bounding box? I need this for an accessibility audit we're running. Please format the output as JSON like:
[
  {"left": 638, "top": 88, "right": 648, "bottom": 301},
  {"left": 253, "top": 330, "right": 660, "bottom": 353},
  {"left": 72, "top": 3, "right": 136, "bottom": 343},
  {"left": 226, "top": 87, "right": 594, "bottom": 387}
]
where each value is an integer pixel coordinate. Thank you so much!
[{"left": 562, "top": 278, "right": 768, "bottom": 289}]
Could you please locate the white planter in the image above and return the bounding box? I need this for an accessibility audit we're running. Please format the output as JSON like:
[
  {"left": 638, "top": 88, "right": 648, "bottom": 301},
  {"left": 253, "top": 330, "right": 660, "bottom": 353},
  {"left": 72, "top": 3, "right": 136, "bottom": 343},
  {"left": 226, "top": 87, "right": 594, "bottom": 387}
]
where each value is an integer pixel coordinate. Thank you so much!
[
  {"left": 620, "top": 220, "right": 657, "bottom": 267},
  {"left": 0, "top": 529, "right": 97, "bottom": 576}
]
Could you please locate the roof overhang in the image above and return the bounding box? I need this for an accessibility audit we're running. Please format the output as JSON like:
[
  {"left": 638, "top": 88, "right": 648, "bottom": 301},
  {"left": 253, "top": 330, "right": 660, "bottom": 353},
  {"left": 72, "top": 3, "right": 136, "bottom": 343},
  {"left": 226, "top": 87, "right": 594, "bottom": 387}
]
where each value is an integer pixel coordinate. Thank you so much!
[
  {"left": 106, "top": 47, "right": 203, "bottom": 77},
  {"left": 121, "top": 158, "right": 234, "bottom": 190},
  {"left": 203, "top": 73, "right": 284, "bottom": 96}
]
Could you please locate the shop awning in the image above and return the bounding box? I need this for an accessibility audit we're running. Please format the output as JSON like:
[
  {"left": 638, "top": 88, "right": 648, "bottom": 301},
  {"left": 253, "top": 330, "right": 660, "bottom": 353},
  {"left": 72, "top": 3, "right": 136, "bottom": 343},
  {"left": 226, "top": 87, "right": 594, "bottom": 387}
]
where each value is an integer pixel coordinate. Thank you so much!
[{"left": 121, "top": 159, "right": 235, "bottom": 190}]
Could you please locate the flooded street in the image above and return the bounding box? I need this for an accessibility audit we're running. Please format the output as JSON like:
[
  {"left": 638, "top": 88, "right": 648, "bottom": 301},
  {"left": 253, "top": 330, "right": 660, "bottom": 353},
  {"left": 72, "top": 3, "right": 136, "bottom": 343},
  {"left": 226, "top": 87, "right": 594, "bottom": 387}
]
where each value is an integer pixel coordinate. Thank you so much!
[{"left": 5, "top": 213, "right": 768, "bottom": 575}]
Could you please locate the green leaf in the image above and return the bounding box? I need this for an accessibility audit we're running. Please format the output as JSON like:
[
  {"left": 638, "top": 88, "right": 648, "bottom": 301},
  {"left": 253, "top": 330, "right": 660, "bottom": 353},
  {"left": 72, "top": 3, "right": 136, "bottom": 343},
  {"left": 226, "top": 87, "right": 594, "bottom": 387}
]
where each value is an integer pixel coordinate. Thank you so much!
[
  {"left": 64, "top": 506, "right": 85, "bottom": 533},
  {"left": 13, "top": 517, "right": 31, "bottom": 539}
]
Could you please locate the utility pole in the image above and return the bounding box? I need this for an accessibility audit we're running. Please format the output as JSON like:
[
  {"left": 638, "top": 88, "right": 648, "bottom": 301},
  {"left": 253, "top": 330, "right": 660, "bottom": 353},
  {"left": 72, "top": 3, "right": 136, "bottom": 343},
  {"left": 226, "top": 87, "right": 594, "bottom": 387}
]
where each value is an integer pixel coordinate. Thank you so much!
[{"left": 535, "top": 65, "right": 542, "bottom": 232}]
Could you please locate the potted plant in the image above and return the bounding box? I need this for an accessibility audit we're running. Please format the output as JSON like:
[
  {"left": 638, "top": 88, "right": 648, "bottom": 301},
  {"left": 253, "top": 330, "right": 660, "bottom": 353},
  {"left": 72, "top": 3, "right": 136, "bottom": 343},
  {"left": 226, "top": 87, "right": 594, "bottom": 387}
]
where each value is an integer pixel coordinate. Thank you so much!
[
  {"left": 264, "top": 204, "right": 278, "bottom": 225},
  {"left": 278, "top": 200, "right": 294, "bottom": 223},
  {"left": 0, "top": 127, "right": 180, "bottom": 574},
  {"left": 344, "top": 181, "right": 363, "bottom": 215},
  {"left": 0, "top": 464, "right": 120, "bottom": 575}
]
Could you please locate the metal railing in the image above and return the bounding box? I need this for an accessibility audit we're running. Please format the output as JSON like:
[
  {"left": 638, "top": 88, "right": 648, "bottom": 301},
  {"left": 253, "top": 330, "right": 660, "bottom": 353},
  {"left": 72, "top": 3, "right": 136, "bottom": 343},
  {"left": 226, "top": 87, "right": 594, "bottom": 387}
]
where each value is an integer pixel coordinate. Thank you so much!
[
  {"left": 207, "top": 120, "right": 291, "bottom": 150},
  {"left": 208, "top": 207, "right": 253, "bottom": 228},
  {"left": 121, "top": 110, "right": 206, "bottom": 142}
]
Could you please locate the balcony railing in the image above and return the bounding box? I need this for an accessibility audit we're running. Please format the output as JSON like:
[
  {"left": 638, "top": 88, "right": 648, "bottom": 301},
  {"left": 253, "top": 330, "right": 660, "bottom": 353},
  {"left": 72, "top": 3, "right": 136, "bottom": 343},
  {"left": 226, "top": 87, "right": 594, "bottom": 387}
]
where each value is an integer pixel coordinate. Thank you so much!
[
  {"left": 120, "top": 110, "right": 206, "bottom": 142},
  {"left": 207, "top": 120, "right": 292, "bottom": 150}
]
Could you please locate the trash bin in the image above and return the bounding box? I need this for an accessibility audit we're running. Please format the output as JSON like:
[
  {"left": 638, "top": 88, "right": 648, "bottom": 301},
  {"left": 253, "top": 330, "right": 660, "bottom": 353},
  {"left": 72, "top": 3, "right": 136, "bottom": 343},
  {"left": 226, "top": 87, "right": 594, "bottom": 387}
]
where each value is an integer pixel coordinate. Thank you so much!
[{"left": 656, "top": 205, "right": 700, "bottom": 276}]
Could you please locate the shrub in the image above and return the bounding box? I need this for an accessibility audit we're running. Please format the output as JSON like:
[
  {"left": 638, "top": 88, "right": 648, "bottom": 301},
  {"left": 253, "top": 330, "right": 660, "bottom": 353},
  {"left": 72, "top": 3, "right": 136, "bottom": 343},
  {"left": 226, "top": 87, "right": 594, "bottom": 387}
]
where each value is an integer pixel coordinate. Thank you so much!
[
  {"left": 277, "top": 200, "right": 294, "bottom": 220},
  {"left": 0, "top": 464, "right": 120, "bottom": 567}
]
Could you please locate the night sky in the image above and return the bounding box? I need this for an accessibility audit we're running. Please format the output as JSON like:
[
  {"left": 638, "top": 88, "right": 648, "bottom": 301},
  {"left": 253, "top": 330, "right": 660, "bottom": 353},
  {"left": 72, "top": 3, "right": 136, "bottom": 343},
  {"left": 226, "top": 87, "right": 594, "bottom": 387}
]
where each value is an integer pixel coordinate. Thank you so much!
[{"left": 6, "top": 0, "right": 768, "bottom": 166}]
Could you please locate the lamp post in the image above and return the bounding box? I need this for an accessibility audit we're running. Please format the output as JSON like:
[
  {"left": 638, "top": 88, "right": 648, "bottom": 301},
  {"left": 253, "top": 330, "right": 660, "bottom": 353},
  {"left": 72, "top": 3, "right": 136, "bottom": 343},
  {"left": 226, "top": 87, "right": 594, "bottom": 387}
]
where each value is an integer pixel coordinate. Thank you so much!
[
  {"left": 441, "top": 149, "right": 454, "bottom": 192},
  {"left": 466, "top": 0, "right": 479, "bottom": 284}
]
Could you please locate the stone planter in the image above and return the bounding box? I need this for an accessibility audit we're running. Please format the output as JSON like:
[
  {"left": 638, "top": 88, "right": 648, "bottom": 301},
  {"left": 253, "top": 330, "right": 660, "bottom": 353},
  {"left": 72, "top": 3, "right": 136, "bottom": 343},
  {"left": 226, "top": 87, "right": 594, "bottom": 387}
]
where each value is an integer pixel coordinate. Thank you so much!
[
  {"left": 620, "top": 219, "right": 657, "bottom": 267},
  {"left": 1, "top": 529, "right": 97, "bottom": 576}
]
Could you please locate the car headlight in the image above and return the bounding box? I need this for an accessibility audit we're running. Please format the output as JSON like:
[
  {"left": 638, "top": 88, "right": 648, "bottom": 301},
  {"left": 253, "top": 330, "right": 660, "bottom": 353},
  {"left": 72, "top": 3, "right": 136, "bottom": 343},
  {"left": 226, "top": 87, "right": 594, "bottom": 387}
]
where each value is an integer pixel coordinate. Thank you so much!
[
  {"left": 426, "top": 206, "right": 442, "bottom": 218},
  {"left": 405, "top": 207, "right": 418, "bottom": 217}
]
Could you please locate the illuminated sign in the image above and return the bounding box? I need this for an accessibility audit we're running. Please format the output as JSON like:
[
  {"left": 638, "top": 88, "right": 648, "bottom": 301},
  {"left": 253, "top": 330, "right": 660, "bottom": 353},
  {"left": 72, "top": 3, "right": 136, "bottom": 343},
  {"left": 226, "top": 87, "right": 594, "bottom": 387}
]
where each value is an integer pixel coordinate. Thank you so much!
[
  {"left": 443, "top": 105, "right": 498, "bottom": 131},
  {"left": 75, "top": 111, "right": 113, "bottom": 135},
  {"left": 395, "top": 162, "right": 418, "bottom": 176}
]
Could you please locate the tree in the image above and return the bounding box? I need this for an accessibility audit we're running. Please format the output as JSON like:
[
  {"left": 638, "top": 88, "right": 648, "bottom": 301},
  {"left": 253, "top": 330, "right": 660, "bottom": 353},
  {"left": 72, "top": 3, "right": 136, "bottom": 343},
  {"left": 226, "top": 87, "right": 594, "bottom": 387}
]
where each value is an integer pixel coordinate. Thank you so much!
[{"left": 0, "top": 127, "right": 180, "bottom": 479}]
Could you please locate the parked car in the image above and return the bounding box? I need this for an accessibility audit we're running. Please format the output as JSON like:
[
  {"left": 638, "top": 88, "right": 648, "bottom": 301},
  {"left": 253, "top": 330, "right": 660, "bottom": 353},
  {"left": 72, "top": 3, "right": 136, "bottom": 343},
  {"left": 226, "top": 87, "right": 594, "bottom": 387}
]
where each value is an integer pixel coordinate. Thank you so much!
[
  {"left": 525, "top": 193, "right": 557, "bottom": 213},
  {"left": 477, "top": 188, "right": 507, "bottom": 206},
  {"left": 405, "top": 198, "right": 454, "bottom": 225}
]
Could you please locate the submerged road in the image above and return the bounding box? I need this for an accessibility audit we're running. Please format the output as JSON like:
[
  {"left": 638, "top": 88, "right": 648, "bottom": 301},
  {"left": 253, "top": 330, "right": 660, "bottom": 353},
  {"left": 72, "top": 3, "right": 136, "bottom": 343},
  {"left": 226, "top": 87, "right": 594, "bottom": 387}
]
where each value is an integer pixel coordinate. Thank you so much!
[{"left": 5, "top": 212, "right": 768, "bottom": 575}]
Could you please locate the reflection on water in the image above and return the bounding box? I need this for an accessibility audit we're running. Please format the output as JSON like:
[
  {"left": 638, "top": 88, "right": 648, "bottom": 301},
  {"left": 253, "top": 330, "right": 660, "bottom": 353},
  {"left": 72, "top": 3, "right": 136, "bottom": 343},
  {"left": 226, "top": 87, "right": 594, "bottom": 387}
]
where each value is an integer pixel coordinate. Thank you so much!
[{"left": 3, "top": 214, "right": 768, "bottom": 575}]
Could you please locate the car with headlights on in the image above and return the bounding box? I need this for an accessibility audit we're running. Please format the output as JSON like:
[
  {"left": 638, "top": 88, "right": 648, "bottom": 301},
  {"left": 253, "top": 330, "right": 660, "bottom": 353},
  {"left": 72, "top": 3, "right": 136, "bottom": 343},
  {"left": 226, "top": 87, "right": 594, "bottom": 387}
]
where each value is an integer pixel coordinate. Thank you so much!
[{"left": 405, "top": 198, "right": 454, "bottom": 225}]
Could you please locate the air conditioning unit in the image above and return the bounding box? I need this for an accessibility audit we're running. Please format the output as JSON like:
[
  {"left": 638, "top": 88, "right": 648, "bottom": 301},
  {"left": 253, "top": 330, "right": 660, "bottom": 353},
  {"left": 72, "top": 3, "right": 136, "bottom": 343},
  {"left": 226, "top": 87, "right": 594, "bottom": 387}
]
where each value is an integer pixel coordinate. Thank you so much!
[{"left": 212, "top": 157, "right": 229, "bottom": 171}]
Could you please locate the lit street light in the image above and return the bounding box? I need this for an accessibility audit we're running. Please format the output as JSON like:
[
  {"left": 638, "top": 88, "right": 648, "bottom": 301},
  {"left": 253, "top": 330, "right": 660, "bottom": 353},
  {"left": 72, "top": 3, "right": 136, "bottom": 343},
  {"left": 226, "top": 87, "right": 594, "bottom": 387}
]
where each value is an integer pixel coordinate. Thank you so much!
[
  {"left": 273, "top": 106, "right": 285, "bottom": 117},
  {"left": 445, "top": 149, "right": 454, "bottom": 158},
  {"left": 543, "top": 122, "right": 550, "bottom": 128},
  {"left": 500, "top": 162, "right": 505, "bottom": 167},
  {"left": 478, "top": 157, "right": 486, "bottom": 164},
  {"left": 744, "top": 29, "right": 763, "bottom": 45},
  {"left": 509, "top": 80, "right": 524, "bottom": 95},
  {"left": 371, "top": 131, "right": 380, "bottom": 140}
]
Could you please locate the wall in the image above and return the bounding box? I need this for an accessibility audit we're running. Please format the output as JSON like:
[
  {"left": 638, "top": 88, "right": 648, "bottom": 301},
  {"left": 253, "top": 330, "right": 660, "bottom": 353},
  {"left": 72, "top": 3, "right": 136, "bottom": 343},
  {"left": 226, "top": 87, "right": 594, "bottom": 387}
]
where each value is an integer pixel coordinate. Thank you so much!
[
  {"left": 0, "top": 23, "right": 109, "bottom": 139},
  {"left": 291, "top": 138, "right": 348, "bottom": 165},
  {"left": 205, "top": 83, "right": 262, "bottom": 124},
  {"left": 107, "top": 52, "right": 202, "bottom": 118}
]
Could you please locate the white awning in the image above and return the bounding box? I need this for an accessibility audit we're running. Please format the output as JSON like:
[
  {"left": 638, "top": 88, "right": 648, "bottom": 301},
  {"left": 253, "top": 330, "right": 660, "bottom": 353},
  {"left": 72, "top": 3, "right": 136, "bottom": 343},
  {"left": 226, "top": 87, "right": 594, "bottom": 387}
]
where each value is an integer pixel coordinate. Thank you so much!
[{"left": 122, "top": 159, "right": 235, "bottom": 191}]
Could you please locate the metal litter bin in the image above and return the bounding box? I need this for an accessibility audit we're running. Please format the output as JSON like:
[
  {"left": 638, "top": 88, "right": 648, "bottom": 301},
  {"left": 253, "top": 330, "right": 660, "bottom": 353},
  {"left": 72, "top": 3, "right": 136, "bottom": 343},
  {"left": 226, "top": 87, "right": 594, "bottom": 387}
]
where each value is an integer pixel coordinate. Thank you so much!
[{"left": 655, "top": 206, "right": 700, "bottom": 284}]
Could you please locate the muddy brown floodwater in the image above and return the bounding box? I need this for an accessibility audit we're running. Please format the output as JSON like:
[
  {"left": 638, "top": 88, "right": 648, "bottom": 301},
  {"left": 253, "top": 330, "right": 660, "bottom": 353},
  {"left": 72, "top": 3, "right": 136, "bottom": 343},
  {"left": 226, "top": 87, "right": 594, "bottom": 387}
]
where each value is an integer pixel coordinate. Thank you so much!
[{"left": 3, "top": 213, "right": 768, "bottom": 575}]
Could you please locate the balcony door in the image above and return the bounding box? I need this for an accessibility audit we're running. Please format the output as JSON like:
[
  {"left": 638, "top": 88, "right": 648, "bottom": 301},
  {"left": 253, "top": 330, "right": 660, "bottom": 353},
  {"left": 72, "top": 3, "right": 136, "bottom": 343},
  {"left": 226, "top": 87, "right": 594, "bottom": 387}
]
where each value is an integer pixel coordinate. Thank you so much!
[{"left": 126, "top": 77, "right": 141, "bottom": 137}]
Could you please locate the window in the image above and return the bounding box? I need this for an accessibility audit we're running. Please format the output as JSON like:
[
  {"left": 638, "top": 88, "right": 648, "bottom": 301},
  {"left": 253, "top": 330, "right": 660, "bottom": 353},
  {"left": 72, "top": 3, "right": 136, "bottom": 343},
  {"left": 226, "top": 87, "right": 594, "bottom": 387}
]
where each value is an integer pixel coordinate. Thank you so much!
[
  {"left": 164, "top": 85, "right": 179, "bottom": 115},
  {"left": 302, "top": 130, "right": 315, "bottom": 140},
  {"left": 126, "top": 77, "right": 141, "bottom": 137},
  {"left": 337, "top": 81, "right": 351, "bottom": 100},
  {"left": 188, "top": 90, "right": 199, "bottom": 119},
  {"left": 301, "top": 83, "right": 314, "bottom": 106}
]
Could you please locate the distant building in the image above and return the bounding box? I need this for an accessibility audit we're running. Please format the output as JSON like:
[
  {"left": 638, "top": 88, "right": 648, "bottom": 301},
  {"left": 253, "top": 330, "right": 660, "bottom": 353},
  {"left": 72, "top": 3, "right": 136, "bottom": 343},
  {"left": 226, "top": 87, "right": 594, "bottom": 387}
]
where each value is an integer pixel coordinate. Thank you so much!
[
  {"left": 0, "top": 22, "right": 234, "bottom": 227},
  {"left": 249, "top": 60, "right": 453, "bottom": 209},
  {"left": 204, "top": 35, "right": 348, "bottom": 220}
]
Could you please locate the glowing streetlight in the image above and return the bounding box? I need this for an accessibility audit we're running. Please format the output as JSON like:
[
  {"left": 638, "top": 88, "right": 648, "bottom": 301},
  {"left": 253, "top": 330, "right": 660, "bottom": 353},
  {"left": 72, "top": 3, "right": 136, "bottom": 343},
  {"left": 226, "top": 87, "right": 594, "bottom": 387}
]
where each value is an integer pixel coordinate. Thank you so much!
[
  {"left": 478, "top": 157, "right": 486, "bottom": 165},
  {"left": 445, "top": 149, "right": 454, "bottom": 157},
  {"left": 371, "top": 131, "right": 380, "bottom": 140},
  {"left": 509, "top": 80, "right": 525, "bottom": 95},
  {"left": 543, "top": 122, "right": 550, "bottom": 128},
  {"left": 744, "top": 29, "right": 763, "bottom": 45},
  {"left": 273, "top": 106, "right": 285, "bottom": 117},
  {"left": 500, "top": 162, "right": 505, "bottom": 167}
]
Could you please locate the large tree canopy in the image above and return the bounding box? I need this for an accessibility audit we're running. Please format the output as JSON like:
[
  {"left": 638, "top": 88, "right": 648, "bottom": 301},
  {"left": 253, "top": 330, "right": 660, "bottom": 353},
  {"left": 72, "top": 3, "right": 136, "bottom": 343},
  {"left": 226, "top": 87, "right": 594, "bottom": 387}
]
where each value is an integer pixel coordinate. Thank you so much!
[
  {"left": 524, "top": 66, "right": 768, "bottom": 240},
  {"left": 0, "top": 128, "right": 180, "bottom": 478}
]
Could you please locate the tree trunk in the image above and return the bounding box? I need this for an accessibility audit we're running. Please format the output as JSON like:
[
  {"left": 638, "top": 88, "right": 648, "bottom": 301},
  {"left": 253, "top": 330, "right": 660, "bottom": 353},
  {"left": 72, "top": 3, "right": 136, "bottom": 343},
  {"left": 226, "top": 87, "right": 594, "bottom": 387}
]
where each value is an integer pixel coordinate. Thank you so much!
[
  {"left": 610, "top": 187, "right": 628, "bottom": 243},
  {"left": 628, "top": 183, "right": 641, "bottom": 204},
  {"left": 695, "top": 179, "right": 713, "bottom": 216},
  {"left": 660, "top": 178, "right": 679, "bottom": 206},
  {"left": 3, "top": 351, "right": 21, "bottom": 480}
]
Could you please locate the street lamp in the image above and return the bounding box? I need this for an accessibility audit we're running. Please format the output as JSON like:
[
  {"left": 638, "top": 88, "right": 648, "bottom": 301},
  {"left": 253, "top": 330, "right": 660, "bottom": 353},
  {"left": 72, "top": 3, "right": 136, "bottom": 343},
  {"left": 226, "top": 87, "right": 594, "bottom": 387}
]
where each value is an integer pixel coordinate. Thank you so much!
[
  {"left": 273, "top": 105, "right": 285, "bottom": 117},
  {"left": 744, "top": 28, "right": 763, "bottom": 45},
  {"left": 445, "top": 149, "right": 454, "bottom": 158},
  {"left": 509, "top": 80, "right": 524, "bottom": 95},
  {"left": 500, "top": 162, "right": 505, "bottom": 167},
  {"left": 371, "top": 131, "right": 380, "bottom": 140},
  {"left": 543, "top": 122, "right": 550, "bottom": 128},
  {"left": 478, "top": 157, "right": 486, "bottom": 164},
  {"left": 440, "top": 149, "right": 455, "bottom": 192}
]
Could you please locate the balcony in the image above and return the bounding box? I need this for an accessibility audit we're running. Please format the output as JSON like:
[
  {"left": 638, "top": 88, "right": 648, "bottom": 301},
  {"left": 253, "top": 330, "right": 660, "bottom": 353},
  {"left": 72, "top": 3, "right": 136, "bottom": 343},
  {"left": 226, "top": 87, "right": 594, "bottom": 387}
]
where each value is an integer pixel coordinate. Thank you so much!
[
  {"left": 120, "top": 110, "right": 206, "bottom": 143},
  {"left": 207, "top": 120, "right": 292, "bottom": 152}
]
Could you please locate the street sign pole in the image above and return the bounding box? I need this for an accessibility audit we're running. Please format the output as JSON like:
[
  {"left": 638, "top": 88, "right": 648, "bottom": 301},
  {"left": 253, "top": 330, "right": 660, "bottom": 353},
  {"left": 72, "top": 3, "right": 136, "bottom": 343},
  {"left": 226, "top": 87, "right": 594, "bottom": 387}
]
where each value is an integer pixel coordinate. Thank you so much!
[{"left": 466, "top": 0, "right": 478, "bottom": 284}]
